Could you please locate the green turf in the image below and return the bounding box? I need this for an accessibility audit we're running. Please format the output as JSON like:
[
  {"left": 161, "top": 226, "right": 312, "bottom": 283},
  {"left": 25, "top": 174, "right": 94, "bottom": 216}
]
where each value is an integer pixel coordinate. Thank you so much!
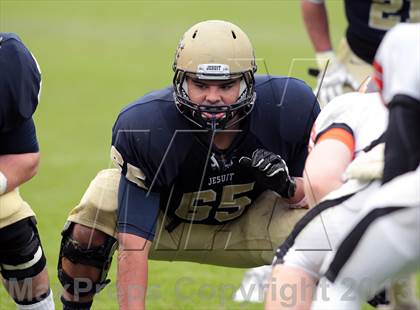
[{"left": 0, "top": 1, "right": 416, "bottom": 309}]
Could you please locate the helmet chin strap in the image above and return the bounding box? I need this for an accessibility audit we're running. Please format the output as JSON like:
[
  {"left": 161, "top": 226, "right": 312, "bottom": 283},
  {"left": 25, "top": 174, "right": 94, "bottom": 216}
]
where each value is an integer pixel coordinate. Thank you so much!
[{"left": 210, "top": 118, "right": 218, "bottom": 131}]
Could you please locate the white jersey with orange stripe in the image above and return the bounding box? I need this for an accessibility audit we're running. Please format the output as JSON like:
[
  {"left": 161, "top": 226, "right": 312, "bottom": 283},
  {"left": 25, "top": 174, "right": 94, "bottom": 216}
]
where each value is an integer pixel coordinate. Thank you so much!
[
  {"left": 309, "top": 91, "right": 388, "bottom": 157},
  {"left": 309, "top": 92, "right": 389, "bottom": 200},
  {"left": 272, "top": 93, "right": 389, "bottom": 283}
]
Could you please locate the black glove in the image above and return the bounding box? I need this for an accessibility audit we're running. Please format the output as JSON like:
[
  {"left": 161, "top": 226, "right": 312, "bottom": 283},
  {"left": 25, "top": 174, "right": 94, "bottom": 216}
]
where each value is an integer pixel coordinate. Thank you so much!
[{"left": 239, "top": 149, "right": 296, "bottom": 198}]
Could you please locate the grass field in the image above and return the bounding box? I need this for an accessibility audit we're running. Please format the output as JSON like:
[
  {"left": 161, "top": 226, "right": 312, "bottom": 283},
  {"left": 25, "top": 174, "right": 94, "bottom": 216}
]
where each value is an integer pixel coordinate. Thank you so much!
[{"left": 0, "top": 1, "right": 416, "bottom": 309}]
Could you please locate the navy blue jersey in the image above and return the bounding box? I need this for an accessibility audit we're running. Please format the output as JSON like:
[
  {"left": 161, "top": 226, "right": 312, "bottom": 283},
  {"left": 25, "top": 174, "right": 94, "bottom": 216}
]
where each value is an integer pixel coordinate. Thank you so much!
[
  {"left": 113, "top": 75, "right": 320, "bottom": 240},
  {"left": 344, "top": 0, "right": 419, "bottom": 64},
  {"left": 0, "top": 33, "right": 41, "bottom": 132},
  {"left": 0, "top": 118, "right": 39, "bottom": 155},
  {"left": 0, "top": 33, "right": 40, "bottom": 154}
]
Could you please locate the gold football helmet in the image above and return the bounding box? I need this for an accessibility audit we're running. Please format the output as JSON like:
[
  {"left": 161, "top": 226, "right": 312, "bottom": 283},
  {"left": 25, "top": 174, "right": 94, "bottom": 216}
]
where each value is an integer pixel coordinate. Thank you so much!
[{"left": 172, "top": 20, "right": 257, "bottom": 130}]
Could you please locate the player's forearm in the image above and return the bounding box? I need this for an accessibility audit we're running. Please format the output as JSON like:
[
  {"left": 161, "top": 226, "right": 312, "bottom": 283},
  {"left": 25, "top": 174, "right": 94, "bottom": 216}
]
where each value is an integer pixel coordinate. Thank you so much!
[
  {"left": 266, "top": 264, "right": 317, "bottom": 310},
  {"left": 0, "top": 152, "right": 40, "bottom": 194},
  {"left": 304, "top": 172, "right": 342, "bottom": 208},
  {"left": 301, "top": 0, "right": 332, "bottom": 53},
  {"left": 117, "top": 233, "right": 151, "bottom": 310},
  {"left": 303, "top": 140, "right": 352, "bottom": 207}
]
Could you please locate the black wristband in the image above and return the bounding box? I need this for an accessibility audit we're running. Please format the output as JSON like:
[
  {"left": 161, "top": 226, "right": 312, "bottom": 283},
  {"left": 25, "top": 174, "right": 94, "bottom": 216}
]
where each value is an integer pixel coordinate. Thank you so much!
[{"left": 277, "top": 177, "right": 296, "bottom": 199}]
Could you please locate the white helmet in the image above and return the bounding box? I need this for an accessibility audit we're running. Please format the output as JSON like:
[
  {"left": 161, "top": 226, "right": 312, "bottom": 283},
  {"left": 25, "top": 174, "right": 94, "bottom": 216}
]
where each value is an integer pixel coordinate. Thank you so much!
[{"left": 172, "top": 20, "right": 257, "bottom": 130}]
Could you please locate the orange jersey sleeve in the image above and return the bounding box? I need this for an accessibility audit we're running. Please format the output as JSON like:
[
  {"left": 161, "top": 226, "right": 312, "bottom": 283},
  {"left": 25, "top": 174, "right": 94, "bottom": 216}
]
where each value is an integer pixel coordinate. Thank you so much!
[{"left": 317, "top": 127, "right": 355, "bottom": 156}]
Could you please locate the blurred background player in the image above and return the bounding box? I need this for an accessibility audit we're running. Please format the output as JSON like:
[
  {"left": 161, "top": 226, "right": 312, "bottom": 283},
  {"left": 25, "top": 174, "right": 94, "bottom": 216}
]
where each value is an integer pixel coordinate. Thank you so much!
[
  {"left": 301, "top": 0, "right": 420, "bottom": 107},
  {"left": 310, "top": 22, "right": 420, "bottom": 310},
  {"left": 0, "top": 34, "right": 54, "bottom": 309},
  {"left": 56, "top": 20, "right": 320, "bottom": 310},
  {"left": 235, "top": 1, "right": 420, "bottom": 300},
  {"left": 266, "top": 82, "right": 392, "bottom": 309}
]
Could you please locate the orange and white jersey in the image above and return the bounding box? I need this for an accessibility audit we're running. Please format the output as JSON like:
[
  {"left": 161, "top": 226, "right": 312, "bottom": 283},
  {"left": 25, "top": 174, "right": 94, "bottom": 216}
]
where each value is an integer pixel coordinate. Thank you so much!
[
  {"left": 309, "top": 91, "right": 388, "bottom": 158},
  {"left": 275, "top": 93, "right": 389, "bottom": 277},
  {"left": 309, "top": 91, "right": 388, "bottom": 199},
  {"left": 373, "top": 23, "right": 420, "bottom": 104}
]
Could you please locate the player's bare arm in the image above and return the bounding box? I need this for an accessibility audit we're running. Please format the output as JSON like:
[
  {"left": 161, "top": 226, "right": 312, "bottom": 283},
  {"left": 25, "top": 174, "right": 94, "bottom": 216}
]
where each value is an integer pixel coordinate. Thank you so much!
[
  {"left": 0, "top": 152, "right": 40, "bottom": 194},
  {"left": 304, "top": 139, "right": 352, "bottom": 207},
  {"left": 300, "top": 0, "right": 332, "bottom": 53},
  {"left": 117, "top": 233, "right": 151, "bottom": 310}
]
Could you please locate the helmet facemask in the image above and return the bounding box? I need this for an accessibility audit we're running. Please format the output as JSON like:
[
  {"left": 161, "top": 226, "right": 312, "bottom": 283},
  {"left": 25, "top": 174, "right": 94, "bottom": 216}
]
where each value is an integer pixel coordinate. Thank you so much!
[{"left": 173, "top": 69, "right": 256, "bottom": 131}]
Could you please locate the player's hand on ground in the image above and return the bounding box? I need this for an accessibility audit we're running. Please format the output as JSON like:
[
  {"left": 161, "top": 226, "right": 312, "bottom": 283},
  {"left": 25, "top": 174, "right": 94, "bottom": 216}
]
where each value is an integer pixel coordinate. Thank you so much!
[
  {"left": 239, "top": 149, "right": 296, "bottom": 198},
  {"left": 314, "top": 51, "right": 359, "bottom": 107}
]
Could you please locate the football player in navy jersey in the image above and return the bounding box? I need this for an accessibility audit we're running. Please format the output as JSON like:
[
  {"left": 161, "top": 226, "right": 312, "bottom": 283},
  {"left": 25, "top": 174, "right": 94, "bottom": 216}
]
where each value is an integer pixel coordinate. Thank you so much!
[
  {"left": 57, "top": 20, "right": 320, "bottom": 309},
  {"left": 0, "top": 34, "right": 54, "bottom": 310},
  {"left": 302, "top": 0, "right": 420, "bottom": 107}
]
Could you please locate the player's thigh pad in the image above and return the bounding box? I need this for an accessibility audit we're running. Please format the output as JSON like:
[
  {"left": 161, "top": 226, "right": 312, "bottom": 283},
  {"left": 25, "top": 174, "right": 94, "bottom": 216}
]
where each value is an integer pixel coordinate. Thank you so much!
[
  {"left": 66, "top": 168, "right": 120, "bottom": 238},
  {"left": 0, "top": 188, "right": 35, "bottom": 229},
  {"left": 0, "top": 217, "right": 46, "bottom": 280},
  {"left": 337, "top": 37, "right": 373, "bottom": 88},
  {"left": 150, "top": 191, "right": 306, "bottom": 267},
  {"left": 275, "top": 182, "right": 380, "bottom": 278}
]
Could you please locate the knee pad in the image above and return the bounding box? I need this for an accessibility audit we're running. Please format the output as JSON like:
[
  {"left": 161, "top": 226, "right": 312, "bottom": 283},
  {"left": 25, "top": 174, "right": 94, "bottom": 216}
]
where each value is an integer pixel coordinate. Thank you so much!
[
  {"left": 0, "top": 217, "right": 46, "bottom": 280},
  {"left": 58, "top": 222, "right": 117, "bottom": 297}
]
